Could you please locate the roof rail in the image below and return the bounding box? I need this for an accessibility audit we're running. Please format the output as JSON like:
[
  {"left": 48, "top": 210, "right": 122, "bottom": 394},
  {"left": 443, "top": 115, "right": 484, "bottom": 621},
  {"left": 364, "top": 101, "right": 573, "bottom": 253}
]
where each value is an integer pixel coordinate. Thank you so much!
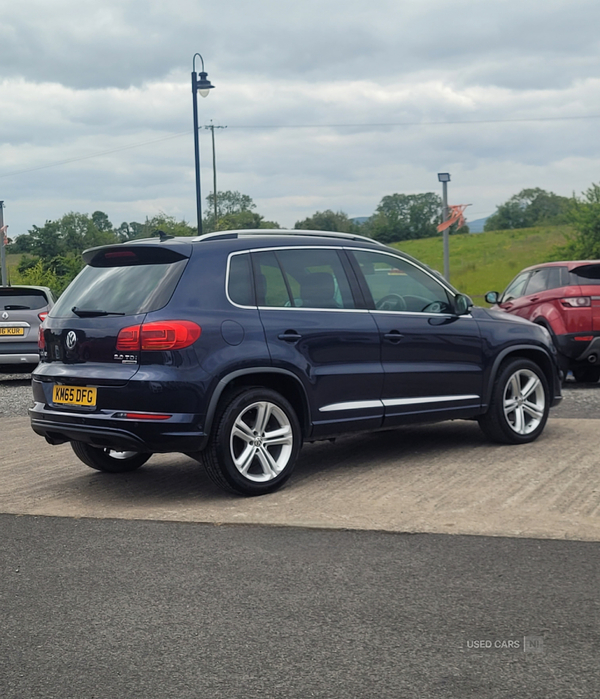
[{"left": 192, "top": 228, "right": 385, "bottom": 246}]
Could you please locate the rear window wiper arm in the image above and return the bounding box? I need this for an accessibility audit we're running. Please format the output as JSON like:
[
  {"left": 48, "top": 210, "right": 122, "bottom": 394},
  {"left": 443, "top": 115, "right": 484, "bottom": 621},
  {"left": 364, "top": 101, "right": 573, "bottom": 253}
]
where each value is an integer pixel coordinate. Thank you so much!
[{"left": 71, "top": 307, "right": 126, "bottom": 317}]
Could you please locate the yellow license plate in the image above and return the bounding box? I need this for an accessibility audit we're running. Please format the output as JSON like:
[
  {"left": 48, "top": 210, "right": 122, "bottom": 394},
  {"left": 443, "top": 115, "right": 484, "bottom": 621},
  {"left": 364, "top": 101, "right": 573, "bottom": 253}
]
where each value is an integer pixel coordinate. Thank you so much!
[
  {"left": 52, "top": 385, "right": 97, "bottom": 407},
  {"left": 0, "top": 327, "right": 25, "bottom": 336}
]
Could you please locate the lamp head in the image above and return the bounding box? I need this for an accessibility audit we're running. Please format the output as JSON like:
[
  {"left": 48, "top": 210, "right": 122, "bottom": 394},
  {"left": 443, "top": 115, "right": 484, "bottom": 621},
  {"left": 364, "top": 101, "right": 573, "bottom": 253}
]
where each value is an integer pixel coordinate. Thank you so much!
[
  {"left": 437, "top": 173, "right": 451, "bottom": 183},
  {"left": 196, "top": 71, "right": 214, "bottom": 97}
]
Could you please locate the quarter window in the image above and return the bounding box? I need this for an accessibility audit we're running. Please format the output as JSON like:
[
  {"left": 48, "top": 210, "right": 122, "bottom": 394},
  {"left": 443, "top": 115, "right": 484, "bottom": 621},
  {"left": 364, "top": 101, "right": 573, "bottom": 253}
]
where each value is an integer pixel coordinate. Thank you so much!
[{"left": 228, "top": 253, "right": 255, "bottom": 306}]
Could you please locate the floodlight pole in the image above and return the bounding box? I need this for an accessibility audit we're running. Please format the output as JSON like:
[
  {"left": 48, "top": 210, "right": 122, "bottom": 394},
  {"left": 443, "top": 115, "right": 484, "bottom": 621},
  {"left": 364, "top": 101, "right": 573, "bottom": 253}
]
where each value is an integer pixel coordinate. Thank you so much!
[
  {"left": 438, "top": 173, "right": 451, "bottom": 281},
  {"left": 0, "top": 201, "right": 7, "bottom": 286}
]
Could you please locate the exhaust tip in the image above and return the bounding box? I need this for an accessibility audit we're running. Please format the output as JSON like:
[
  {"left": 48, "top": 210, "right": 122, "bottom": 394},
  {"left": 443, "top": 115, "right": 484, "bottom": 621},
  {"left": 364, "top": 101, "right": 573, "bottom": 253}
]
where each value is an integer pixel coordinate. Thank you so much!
[{"left": 588, "top": 354, "right": 598, "bottom": 364}]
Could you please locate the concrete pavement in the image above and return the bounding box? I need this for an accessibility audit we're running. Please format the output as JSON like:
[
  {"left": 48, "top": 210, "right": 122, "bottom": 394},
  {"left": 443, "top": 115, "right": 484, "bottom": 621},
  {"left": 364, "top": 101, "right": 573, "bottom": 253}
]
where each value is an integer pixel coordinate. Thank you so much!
[{"left": 2, "top": 416, "right": 599, "bottom": 541}]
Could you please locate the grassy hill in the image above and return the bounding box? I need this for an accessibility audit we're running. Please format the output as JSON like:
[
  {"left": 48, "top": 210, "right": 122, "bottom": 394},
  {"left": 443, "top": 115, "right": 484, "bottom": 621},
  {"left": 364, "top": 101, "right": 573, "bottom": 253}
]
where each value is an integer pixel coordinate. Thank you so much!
[{"left": 393, "top": 225, "right": 571, "bottom": 302}]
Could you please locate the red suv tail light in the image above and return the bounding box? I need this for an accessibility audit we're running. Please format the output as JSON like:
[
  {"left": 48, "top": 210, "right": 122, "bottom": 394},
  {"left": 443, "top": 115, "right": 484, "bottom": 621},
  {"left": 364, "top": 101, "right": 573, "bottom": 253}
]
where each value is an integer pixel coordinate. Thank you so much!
[
  {"left": 38, "top": 311, "right": 48, "bottom": 322},
  {"left": 116, "top": 321, "right": 201, "bottom": 351},
  {"left": 38, "top": 324, "right": 46, "bottom": 350},
  {"left": 560, "top": 297, "right": 591, "bottom": 307}
]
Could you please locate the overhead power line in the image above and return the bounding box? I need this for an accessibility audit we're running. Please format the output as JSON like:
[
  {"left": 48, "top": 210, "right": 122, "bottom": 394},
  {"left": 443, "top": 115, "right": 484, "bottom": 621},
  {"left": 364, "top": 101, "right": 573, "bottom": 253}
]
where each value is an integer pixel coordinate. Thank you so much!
[{"left": 1, "top": 112, "right": 600, "bottom": 179}]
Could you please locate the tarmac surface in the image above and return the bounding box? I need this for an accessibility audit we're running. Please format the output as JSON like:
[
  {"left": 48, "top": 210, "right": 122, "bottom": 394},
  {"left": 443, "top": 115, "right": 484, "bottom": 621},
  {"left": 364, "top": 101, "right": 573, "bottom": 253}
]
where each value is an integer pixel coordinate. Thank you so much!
[{"left": 2, "top": 378, "right": 600, "bottom": 698}]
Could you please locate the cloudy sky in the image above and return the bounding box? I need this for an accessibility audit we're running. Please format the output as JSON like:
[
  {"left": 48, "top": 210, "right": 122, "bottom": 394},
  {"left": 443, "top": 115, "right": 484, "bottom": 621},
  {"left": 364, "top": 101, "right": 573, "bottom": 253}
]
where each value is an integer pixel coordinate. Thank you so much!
[{"left": 1, "top": 0, "right": 600, "bottom": 236}]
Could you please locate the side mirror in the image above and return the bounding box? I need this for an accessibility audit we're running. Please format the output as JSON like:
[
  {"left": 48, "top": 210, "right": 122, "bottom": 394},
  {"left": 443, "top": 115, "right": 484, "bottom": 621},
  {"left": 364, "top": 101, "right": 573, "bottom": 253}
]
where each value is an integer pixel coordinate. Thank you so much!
[
  {"left": 454, "top": 293, "right": 473, "bottom": 315},
  {"left": 484, "top": 291, "right": 499, "bottom": 304}
]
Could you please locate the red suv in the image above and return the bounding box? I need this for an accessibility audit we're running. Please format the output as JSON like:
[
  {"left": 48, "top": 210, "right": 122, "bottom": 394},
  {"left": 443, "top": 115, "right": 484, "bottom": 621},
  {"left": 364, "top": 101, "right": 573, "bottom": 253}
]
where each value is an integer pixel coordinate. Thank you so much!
[{"left": 486, "top": 261, "right": 600, "bottom": 382}]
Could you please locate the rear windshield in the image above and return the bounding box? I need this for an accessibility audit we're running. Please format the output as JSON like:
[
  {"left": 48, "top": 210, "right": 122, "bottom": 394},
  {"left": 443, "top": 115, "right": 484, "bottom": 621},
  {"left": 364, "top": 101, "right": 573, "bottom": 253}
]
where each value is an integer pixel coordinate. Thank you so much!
[
  {"left": 570, "top": 265, "right": 600, "bottom": 285},
  {"left": 0, "top": 289, "right": 49, "bottom": 310},
  {"left": 50, "top": 259, "right": 188, "bottom": 318}
]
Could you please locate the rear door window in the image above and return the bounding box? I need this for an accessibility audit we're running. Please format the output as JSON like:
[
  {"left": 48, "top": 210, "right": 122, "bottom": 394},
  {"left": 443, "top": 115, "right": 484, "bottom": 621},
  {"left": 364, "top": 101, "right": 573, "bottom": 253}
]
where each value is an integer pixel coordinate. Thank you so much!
[{"left": 252, "top": 248, "right": 356, "bottom": 309}]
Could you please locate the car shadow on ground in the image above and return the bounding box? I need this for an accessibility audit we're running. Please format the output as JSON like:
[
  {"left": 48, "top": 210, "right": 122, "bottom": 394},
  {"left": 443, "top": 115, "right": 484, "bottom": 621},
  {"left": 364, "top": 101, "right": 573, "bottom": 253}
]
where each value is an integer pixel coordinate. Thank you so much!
[{"left": 38, "top": 419, "right": 494, "bottom": 509}]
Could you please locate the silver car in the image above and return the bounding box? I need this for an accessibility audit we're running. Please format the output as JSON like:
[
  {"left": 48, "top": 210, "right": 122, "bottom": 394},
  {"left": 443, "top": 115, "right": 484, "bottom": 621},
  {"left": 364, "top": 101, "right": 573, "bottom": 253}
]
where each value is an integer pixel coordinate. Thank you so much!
[{"left": 0, "top": 285, "right": 55, "bottom": 372}]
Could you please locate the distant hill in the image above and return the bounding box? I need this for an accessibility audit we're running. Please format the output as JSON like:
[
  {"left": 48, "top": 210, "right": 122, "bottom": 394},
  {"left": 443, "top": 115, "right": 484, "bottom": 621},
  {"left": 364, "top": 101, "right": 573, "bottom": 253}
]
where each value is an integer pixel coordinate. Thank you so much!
[
  {"left": 351, "top": 216, "right": 370, "bottom": 225},
  {"left": 467, "top": 217, "right": 489, "bottom": 233}
]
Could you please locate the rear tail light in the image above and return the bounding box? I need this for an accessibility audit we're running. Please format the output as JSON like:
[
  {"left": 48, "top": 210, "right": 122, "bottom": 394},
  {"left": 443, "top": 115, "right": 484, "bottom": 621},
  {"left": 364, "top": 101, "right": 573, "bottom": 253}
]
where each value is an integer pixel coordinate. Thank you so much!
[
  {"left": 115, "top": 325, "right": 141, "bottom": 351},
  {"left": 38, "top": 311, "right": 48, "bottom": 322},
  {"left": 116, "top": 321, "right": 201, "bottom": 351},
  {"left": 560, "top": 297, "right": 591, "bottom": 307},
  {"left": 574, "top": 336, "right": 594, "bottom": 341},
  {"left": 38, "top": 324, "right": 46, "bottom": 350}
]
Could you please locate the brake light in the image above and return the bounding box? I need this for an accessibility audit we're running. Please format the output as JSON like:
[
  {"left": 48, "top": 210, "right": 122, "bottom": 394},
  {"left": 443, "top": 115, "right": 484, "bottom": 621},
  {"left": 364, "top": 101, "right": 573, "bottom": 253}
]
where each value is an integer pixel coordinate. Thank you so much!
[
  {"left": 116, "top": 321, "right": 201, "bottom": 351},
  {"left": 38, "top": 311, "right": 48, "bottom": 322},
  {"left": 116, "top": 325, "right": 141, "bottom": 351},
  {"left": 560, "top": 297, "right": 591, "bottom": 307},
  {"left": 38, "top": 324, "right": 45, "bottom": 350}
]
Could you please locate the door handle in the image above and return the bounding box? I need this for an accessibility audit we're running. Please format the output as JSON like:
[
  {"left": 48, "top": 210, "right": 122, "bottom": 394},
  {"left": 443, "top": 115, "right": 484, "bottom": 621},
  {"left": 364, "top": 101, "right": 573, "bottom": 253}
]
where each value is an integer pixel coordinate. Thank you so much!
[
  {"left": 278, "top": 330, "right": 302, "bottom": 342},
  {"left": 528, "top": 296, "right": 539, "bottom": 302},
  {"left": 383, "top": 330, "right": 404, "bottom": 343}
]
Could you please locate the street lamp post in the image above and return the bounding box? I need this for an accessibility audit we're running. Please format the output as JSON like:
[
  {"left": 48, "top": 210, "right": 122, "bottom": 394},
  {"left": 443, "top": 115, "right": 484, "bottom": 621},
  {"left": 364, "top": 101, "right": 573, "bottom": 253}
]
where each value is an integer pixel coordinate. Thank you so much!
[
  {"left": 192, "top": 53, "right": 215, "bottom": 235},
  {"left": 438, "top": 173, "right": 451, "bottom": 281}
]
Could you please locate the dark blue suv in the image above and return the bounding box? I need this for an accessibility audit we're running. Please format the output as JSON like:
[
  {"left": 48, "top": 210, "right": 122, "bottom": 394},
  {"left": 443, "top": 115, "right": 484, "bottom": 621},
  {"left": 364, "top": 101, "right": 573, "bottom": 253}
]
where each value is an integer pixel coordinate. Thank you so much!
[{"left": 30, "top": 230, "right": 562, "bottom": 495}]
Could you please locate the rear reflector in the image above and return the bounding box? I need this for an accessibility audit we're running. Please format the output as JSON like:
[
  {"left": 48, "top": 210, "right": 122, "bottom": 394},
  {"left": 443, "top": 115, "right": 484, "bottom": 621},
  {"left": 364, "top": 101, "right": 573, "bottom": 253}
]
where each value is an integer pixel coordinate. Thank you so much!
[
  {"left": 116, "top": 321, "right": 201, "bottom": 351},
  {"left": 123, "top": 413, "right": 172, "bottom": 420},
  {"left": 574, "top": 336, "right": 594, "bottom": 341}
]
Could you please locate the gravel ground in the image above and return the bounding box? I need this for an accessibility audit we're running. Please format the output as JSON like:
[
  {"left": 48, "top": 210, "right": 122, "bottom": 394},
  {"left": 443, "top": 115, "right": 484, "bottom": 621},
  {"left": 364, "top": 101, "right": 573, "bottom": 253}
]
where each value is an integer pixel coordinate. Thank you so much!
[{"left": 1, "top": 372, "right": 598, "bottom": 419}]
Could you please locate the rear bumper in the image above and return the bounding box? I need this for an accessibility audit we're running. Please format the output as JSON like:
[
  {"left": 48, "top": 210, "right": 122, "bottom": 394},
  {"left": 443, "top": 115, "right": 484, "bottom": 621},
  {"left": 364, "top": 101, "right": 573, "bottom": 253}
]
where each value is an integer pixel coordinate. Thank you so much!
[
  {"left": 555, "top": 334, "right": 600, "bottom": 364},
  {"left": 0, "top": 352, "right": 39, "bottom": 365},
  {"left": 29, "top": 403, "right": 209, "bottom": 453}
]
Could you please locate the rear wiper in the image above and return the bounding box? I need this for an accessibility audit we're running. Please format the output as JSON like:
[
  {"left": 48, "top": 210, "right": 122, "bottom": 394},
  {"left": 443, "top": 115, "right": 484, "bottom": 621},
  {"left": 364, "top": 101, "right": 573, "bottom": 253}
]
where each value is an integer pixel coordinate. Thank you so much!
[
  {"left": 4, "top": 305, "right": 31, "bottom": 310},
  {"left": 71, "top": 307, "right": 126, "bottom": 317}
]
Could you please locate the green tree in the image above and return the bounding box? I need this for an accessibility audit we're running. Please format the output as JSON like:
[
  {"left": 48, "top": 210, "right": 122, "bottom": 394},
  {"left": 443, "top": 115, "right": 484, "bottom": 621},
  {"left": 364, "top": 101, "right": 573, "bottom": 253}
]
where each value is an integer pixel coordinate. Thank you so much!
[
  {"left": 553, "top": 183, "right": 600, "bottom": 259},
  {"left": 203, "top": 191, "right": 279, "bottom": 232},
  {"left": 484, "top": 188, "right": 571, "bottom": 231},
  {"left": 367, "top": 193, "right": 442, "bottom": 243},
  {"left": 294, "top": 210, "right": 358, "bottom": 233}
]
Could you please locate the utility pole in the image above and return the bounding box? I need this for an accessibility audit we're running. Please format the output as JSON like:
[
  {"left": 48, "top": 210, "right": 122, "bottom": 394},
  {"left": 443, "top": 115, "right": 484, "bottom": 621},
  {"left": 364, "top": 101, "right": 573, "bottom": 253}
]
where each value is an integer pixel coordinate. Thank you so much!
[
  {"left": 205, "top": 122, "right": 227, "bottom": 223},
  {"left": 0, "top": 201, "right": 7, "bottom": 286}
]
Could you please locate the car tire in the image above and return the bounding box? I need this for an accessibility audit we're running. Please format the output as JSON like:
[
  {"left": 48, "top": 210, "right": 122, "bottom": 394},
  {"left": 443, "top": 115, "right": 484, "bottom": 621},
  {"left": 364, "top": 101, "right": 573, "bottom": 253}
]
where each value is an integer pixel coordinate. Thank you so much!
[
  {"left": 572, "top": 366, "right": 600, "bottom": 383},
  {"left": 201, "top": 387, "right": 302, "bottom": 496},
  {"left": 478, "top": 358, "right": 550, "bottom": 444},
  {"left": 71, "top": 441, "right": 151, "bottom": 473}
]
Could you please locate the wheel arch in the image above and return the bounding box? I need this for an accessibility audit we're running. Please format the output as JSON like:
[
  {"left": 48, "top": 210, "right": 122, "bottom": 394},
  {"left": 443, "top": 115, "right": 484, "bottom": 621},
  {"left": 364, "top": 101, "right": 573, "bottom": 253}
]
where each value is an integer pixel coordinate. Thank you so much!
[
  {"left": 484, "top": 345, "right": 557, "bottom": 407},
  {"left": 204, "top": 368, "right": 311, "bottom": 441}
]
